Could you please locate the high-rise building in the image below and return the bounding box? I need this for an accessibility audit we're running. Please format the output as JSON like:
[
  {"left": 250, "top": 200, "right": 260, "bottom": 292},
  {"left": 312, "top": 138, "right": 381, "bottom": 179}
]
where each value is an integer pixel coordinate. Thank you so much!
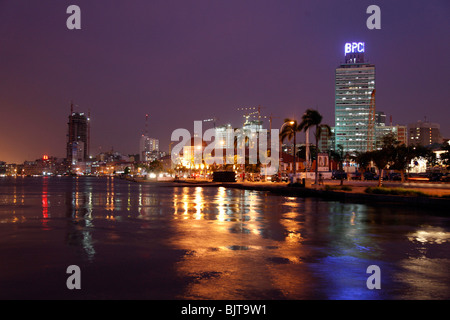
[
  {"left": 139, "top": 135, "right": 159, "bottom": 162},
  {"left": 139, "top": 114, "right": 160, "bottom": 162},
  {"left": 408, "top": 120, "right": 443, "bottom": 146},
  {"left": 335, "top": 42, "right": 376, "bottom": 155},
  {"left": 67, "top": 104, "right": 89, "bottom": 164}
]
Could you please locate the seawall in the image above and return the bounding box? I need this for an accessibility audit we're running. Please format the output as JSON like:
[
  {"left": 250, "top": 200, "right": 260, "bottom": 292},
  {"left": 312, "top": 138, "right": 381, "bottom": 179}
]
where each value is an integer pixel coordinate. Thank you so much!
[{"left": 220, "top": 182, "right": 450, "bottom": 210}]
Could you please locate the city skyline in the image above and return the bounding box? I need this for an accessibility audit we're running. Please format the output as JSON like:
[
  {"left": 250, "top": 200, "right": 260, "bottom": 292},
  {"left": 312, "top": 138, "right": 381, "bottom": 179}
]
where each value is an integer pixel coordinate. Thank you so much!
[{"left": 1, "top": 0, "right": 449, "bottom": 163}]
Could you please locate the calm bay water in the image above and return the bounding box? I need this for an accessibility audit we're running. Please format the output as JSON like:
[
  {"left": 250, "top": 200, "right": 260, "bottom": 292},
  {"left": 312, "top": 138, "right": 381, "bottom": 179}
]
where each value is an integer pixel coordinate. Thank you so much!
[{"left": 0, "top": 176, "right": 449, "bottom": 300}]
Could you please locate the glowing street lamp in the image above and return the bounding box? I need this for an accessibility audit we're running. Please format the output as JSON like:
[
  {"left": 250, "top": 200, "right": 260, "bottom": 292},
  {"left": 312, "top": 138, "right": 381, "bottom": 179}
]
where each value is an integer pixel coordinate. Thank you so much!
[{"left": 280, "top": 120, "right": 297, "bottom": 176}]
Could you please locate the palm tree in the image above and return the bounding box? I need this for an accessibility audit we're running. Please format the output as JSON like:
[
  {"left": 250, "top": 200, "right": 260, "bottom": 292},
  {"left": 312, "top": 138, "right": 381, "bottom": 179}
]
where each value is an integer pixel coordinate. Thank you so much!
[
  {"left": 299, "top": 109, "right": 327, "bottom": 185},
  {"left": 354, "top": 151, "right": 372, "bottom": 181},
  {"left": 279, "top": 119, "right": 301, "bottom": 175},
  {"left": 390, "top": 145, "right": 415, "bottom": 182},
  {"left": 368, "top": 150, "right": 391, "bottom": 187}
]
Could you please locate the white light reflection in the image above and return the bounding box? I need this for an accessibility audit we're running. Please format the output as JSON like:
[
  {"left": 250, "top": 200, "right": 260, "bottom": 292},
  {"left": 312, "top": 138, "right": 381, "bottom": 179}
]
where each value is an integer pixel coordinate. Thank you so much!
[
  {"left": 173, "top": 193, "right": 179, "bottom": 218},
  {"left": 281, "top": 197, "right": 304, "bottom": 245},
  {"left": 195, "top": 187, "right": 204, "bottom": 220},
  {"left": 216, "top": 187, "right": 226, "bottom": 222},
  {"left": 407, "top": 227, "right": 450, "bottom": 245},
  {"left": 127, "top": 183, "right": 131, "bottom": 212},
  {"left": 244, "top": 190, "right": 260, "bottom": 236},
  {"left": 106, "top": 176, "right": 115, "bottom": 212},
  {"left": 183, "top": 187, "right": 189, "bottom": 219}
]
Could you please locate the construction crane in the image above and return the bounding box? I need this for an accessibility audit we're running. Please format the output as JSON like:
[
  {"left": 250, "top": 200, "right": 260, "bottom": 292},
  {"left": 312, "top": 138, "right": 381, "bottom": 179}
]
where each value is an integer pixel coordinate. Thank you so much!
[
  {"left": 237, "top": 105, "right": 265, "bottom": 125},
  {"left": 203, "top": 117, "right": 217, "bottom": 128},
  {"left": 237, "top": 106, "right": 258, "bottom": 125},
  {"left": 264, "top": 114, "right": 280, "bottom": 131},
  {"left": 237, "top": 105, "right": 280, "bottom": 130}
]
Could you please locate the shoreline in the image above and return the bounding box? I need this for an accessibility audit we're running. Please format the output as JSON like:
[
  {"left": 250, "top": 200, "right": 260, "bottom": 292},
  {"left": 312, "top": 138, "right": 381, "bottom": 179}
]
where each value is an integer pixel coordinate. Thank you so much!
[
  {"left": 4, "top": 175, "right": 448, "bottom": 210},
  {"left": 221, "top": 182, "right": 450, "bottom": 210},
  {"left": 130, "top": 177, "right": 450, "bottom": 210}
]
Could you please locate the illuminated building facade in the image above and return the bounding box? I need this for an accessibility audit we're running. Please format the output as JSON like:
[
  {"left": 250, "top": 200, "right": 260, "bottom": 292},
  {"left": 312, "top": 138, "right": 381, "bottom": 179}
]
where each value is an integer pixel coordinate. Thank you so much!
[
  {"left": 139, "top": 135, "right": 159, "bottom": 162},
  {"left": 317, "top": 124, "right": 333, "bottom": 153},
  {"left": 335, "top": 42, "right": 376, "bottom": 155},
  {"left": 408, "top": 120, "right": 443, "bottom": 146}
]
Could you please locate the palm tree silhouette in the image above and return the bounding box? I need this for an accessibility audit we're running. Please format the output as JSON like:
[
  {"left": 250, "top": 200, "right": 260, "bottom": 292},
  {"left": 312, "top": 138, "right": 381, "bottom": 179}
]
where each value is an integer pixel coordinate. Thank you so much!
[
  {"left": 279, "top": 119, "right": 301, "bottom": 176},
  {"left": 299, "top": 109, "right": 328, "bottom": 186}
]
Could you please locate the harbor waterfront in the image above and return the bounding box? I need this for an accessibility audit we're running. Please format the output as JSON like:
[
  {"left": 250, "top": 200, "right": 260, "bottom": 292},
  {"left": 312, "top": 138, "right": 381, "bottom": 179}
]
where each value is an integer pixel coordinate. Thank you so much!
[{"left": 1, "top": 176, "right": 449, "bottom": 300}]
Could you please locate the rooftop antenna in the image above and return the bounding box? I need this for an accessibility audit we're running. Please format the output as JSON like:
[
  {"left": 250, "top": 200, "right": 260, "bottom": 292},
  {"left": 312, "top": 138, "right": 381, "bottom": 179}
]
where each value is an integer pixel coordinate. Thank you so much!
[{"left": 145, "top": 114, "right": 149, "bottom": 136}]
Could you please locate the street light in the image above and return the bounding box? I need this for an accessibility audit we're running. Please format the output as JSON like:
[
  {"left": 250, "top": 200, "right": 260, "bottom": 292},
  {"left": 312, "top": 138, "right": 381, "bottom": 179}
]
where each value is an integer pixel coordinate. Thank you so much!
[{"left": 280, "top": 120, "right": 297, "bottom": 178}]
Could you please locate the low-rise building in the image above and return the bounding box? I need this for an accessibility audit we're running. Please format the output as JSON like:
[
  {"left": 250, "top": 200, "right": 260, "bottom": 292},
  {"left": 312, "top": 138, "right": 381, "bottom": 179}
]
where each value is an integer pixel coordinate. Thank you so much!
[{"left": 408, "top": 120, "right": 443, "bottom": 146}]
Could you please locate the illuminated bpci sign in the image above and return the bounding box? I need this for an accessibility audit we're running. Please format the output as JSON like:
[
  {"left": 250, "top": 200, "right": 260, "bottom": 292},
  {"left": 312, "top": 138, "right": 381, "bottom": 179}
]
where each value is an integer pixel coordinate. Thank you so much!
[{"left": 345, "top": 42, "right": 365, "bottom": 54}]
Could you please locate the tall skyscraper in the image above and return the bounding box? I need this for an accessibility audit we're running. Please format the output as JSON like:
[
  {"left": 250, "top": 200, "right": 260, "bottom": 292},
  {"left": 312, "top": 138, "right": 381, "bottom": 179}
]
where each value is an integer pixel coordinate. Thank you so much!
[
  {"left": 139, "top": 114, "right": 159, "bottom": 162},
  {"left": 67, "top": 103, "right": 89, "bottom": 164},
  {"left": 335, "top": 42, "right": 376, "bottom": 155}
]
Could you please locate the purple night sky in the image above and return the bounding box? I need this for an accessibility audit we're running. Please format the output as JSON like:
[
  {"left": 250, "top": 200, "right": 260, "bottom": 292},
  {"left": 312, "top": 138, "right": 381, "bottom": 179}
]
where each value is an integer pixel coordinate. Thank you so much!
[{"left": 0, "top": 0, "right": 449, "bottom": 163}]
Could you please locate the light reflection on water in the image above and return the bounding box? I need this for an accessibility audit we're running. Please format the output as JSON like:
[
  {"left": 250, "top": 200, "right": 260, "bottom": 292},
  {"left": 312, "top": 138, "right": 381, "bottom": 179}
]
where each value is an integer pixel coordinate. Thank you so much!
[
  {"left": 0, "top": 176, "right": 449, "bottom": 300},
  {"left": 407, "top": 227, "right": 450, "bottom": 245}
]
